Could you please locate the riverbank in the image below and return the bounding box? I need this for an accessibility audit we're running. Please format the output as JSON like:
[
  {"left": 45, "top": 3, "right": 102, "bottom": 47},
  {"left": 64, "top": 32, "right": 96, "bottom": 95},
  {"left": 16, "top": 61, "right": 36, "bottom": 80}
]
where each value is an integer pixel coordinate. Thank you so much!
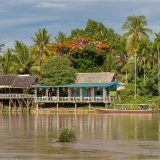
[{"left": 34, "top": 107, "right": 97, "bottom": 114}]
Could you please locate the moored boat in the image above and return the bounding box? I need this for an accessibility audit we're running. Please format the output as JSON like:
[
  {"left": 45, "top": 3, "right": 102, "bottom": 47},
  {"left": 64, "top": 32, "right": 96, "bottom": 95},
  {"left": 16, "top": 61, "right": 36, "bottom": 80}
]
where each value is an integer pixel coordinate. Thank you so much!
[{"left": 95, "top": 108, "right": 153, "bottom": 114}]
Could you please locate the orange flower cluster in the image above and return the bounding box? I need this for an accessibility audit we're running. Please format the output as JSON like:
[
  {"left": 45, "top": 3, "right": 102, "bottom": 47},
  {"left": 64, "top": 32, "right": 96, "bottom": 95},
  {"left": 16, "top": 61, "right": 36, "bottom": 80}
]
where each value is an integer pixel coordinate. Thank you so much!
[{"left": 49, "top": 36, "right": 110, "bottom": 55}]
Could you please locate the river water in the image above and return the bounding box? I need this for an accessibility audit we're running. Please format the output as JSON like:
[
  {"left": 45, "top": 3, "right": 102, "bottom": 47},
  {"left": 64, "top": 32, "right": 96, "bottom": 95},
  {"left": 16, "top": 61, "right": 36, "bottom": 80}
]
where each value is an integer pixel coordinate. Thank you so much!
[{"left": 0, "top": 112, "right": 160, "bottom": 160}]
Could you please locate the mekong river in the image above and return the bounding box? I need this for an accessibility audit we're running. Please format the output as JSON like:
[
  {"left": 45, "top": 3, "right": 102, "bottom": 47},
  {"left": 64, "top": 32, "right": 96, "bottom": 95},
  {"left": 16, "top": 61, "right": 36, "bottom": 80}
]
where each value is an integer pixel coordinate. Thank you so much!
[{"left": 0, "top": 112, "right": 160, "bottom": 160}]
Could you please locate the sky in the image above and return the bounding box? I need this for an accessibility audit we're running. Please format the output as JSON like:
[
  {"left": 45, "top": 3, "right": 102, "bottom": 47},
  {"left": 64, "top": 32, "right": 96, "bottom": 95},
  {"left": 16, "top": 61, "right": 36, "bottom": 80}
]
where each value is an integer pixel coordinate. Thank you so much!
[{"left": 0, "top": 0, "right": 160, "bottom": 52}]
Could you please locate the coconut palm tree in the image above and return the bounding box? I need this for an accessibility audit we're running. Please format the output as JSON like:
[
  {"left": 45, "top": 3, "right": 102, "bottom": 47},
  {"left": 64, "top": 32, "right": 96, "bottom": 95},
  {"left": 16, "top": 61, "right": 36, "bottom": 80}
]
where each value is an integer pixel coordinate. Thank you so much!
[
  {"left": 153, "top": 33, "right": 160, "bottom": 96},
  {"left": 0, "top": 49, "right": 13, "bottom": 74},
  {"left": 31, "top": 28, "right": 52, "bottom": 65},
  {"left": 12, "top": 41, "right": 35, "bottom": 74},
  {"left": 54, "top": 31, "right": 67, "bottom": 43},
  {"left": 122, "top": 15, "right": 153, "bottom": 98},
  {"left": 138, "top": 39, "right": 153, "bottom": 83},
  {"left": 0, "top": 43, "right": 4, "bottom": 53},
  {"left": 122, "top": 15, "right": 153, "bottom": 52}
]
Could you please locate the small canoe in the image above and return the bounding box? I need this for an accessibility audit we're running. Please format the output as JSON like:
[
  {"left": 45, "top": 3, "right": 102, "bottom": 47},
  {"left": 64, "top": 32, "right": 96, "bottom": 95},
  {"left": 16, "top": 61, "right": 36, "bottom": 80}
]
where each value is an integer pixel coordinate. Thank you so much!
[{"left": 95, "top": 108, "right": 153, "bottom": 114}]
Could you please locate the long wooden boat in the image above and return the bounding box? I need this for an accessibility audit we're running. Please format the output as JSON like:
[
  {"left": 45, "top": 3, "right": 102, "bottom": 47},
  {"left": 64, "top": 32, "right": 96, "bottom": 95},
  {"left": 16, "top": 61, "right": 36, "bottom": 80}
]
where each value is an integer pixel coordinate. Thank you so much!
[{"left": 95, "top": 108, "right": 153, "bottom": 114}]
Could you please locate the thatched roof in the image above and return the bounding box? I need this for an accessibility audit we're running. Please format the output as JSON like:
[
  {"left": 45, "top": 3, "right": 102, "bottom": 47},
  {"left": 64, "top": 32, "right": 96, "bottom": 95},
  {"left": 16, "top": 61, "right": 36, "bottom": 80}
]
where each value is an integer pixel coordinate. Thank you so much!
[
  {"left": 0, "top": 75, "right": 38, "bottom": 88},
  {"left": 75, "top": 72, "right": 116, "bottom": 83}
]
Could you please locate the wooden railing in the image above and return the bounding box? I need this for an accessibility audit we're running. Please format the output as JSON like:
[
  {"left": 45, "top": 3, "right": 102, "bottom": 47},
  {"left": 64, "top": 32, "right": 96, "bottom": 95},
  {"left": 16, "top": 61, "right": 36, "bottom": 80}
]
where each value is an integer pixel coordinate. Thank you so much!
[
  {"left": 0, "top": 94, "right": 111, "bottom": 103},
  {"left": 0, "top": 94, "right": 34, "bottom": 99},
  {"left": 36, "top": 96, "right": 111, "bottom": 103}
]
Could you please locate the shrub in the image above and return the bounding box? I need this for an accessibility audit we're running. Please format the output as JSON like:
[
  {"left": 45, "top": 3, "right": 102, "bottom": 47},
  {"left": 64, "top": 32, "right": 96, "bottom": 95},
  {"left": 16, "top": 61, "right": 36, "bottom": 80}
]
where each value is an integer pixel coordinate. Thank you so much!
[{"left": 59, "top": 127, "right": 76, "bottom": 142}]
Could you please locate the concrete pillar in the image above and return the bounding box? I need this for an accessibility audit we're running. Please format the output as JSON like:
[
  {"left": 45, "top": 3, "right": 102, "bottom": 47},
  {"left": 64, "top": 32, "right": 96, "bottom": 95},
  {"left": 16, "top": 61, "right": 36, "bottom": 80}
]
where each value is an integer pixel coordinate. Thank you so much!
[
  {"left": 91, "top": 87, "right": 94, "bottom": 101},
  {"left": 34, "top": 89, "right": 37, "bottom": 102},
  {"left": 80, "top": 88, "right": 82, "bottom": 101},
  {"left": 68, "top": 88, "right": 71, "bottom": 101},
  {"left": 103, "top": 87, "right": 106, "bottom": 102},
  {"left": 56, "top": 88, "right": 59, "bottom": 101},
  {"left": 45, "top": 89, "right": 48, "bottom": 101}
]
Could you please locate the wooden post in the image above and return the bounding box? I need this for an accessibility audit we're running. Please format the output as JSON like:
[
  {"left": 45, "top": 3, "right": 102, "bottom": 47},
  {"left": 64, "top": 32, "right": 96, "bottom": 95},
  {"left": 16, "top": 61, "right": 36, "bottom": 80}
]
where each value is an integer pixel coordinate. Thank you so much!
[
  {"left": 19, "top": 100, "right": 23, "bottom": 112},
  {"left": 56, "top": 103, "right": 59, "bottom": 111},
  {"left": 9, "top": 100, "right": 11, "bottom": 112},
  {"left": 0, "top": 100, "right": 3, "bottom": 112},
  {"left": 105, "top": 103, "right": 108, "bottom": 109},
  {"left": 89, "top": 103, "right": 91, "bottom": 111},
  {"left": 75, "top": 103, "right": 77, "bottom": 112},
  {"left": 36, "top": 103, "right": 39, "bottom": 112}
]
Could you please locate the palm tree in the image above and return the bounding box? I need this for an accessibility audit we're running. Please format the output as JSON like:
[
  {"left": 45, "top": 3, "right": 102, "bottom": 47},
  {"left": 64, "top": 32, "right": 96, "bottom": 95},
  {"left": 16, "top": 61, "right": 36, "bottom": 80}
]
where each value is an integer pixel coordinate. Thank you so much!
[
  {"left": 0, "top": 43, "right": 4, "bottom": 53},
  {"left": 2, "top": 48, "right": 13, "bottom": 74},
  {"left": 138, "top": 39, "right": 152, "bottom": 83},
  {"left": 31, "top": 28, "right": 52, "bottom": 65},
  {"left": 12, "top": 41, "right": 35, "bottom": 74},
  {"left": 0, "top": 49, "right": 13, "bottom": 74},
  {"left": 122, "top": 15, "right": 153, "bottom": 98},
  {"left": 122, "top": 15, "right": 152, "bottom": 51},
  {"left": 54, "top": 31, "right": 67, "bottom": 43},
  {"left": 154, "top": 33, "right": 160, "bottom": 97}
]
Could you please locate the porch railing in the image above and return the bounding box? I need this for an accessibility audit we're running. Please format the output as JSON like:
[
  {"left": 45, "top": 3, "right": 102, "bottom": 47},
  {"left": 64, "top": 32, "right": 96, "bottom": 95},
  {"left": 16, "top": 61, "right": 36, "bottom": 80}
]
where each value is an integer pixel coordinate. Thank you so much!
[
  {"left": 0, "top": 94, "right": 111, "bottom": 103},
  {"left": 0, "top": 94, "right": 34, "bottom": 99},
  {"left": 36, "top": 96, "right": 111, "bottom": 103}
]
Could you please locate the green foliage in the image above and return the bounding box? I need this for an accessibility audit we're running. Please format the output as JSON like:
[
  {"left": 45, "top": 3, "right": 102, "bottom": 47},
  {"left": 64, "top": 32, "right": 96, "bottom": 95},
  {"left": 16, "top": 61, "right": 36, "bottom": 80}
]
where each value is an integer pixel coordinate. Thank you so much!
[
  {"left": 0, "top": 49, "right": 14, "bottom": 74},
  {"left": 41, "top": 55, "right": 76, "bottom": 85},
  {"left": 119, "top": 89, "right": 134, "bottom": 103},
  {"left": 0, "top": 43, "right": 4, "bottom": 53},
  {"left": 31, "top": 28, "right": 52, "bottom": 65},
  {"left": 23, "top": 88, "right": 29, "bottom": 94},
  {"left": 119, "top": 83, "right": 148, "bottom": 104},
  {"left": 59, "top": 127, "right": 76, "bottom": 142},
  {"left": 12, "top": 41, "right": 35, "bottom": 74},
  {"left": 3, "top": 106, "right": 9, "bottom": 112},
  {"left": 138, "top": 67, "right": 158, "bottom": 97}
]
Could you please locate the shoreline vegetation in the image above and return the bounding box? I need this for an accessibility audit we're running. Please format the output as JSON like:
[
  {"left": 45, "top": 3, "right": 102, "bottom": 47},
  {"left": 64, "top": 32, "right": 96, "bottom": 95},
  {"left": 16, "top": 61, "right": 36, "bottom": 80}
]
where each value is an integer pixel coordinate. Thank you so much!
[{"left": 0, "top": 15, "right": 160, "bottom": 105}]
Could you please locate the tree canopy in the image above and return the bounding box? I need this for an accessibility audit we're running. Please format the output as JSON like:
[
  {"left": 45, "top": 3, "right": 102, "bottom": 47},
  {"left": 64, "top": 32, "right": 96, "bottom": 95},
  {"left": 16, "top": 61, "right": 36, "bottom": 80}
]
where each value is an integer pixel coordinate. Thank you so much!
[{"left": 40, "top": 55, "right": 76, "bottom": 86}]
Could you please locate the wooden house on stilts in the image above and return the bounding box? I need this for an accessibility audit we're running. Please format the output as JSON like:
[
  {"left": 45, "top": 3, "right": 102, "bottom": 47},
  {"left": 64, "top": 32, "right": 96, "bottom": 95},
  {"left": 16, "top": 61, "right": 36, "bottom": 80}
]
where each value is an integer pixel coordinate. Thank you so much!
[{"left": 0, "top": 72, "right": 119, "bottom": 112}]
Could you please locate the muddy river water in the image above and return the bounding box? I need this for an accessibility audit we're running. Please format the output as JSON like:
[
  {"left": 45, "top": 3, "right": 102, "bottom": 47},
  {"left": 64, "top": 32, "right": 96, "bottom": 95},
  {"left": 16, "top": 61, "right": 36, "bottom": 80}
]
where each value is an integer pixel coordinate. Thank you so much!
[{"left": 0, "top": 112, "right": 160, "bottom": 159}]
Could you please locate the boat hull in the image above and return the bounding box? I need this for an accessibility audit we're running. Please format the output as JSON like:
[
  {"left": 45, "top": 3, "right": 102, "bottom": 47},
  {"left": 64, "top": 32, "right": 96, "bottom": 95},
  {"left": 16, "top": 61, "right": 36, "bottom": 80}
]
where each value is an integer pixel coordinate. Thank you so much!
[{"left": 95, "top": 108, "right": 153, "bottom": 114}]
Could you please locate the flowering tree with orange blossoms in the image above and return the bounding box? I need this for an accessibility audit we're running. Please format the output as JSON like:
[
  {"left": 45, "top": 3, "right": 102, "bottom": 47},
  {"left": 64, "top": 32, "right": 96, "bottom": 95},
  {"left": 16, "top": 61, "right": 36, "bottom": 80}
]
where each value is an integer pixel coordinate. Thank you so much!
[{"left": 49, "top": 36, "right": 110, "bottom": 72}]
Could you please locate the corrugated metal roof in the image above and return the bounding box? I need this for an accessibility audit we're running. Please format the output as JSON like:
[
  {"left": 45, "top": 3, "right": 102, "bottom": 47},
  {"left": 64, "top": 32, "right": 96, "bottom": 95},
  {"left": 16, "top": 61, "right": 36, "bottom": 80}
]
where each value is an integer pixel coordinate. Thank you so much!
[
  {"left": 75, "top": 72, "right": 116, "bottom": 83},
  {"left": 0, "top": 75, "right": 38, "bottom": 88},
  {"left": 31, "top": 82, "right": 119, "bottom": 88}
]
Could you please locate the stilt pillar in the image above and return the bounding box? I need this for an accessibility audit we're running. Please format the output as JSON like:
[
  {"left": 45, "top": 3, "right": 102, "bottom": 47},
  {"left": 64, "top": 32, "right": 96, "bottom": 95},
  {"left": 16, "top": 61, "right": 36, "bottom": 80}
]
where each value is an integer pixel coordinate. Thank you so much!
[
  {"left": 75, "top": 103, "right": 77, "bottom": 112},
  {"left": 89, "top": 103, "right": 91, "bottom": 111},
  {"left": 9, "top": 100, "right": 11, "bottom": 112},
  {"left": 56, "top": 103, "right": 59, "bottom": 111},
  {"left": 36, "top": 103, "right": 39, "bottom": 112},
  {"left": 105, "top": 103, "right": 108, "bottom": 109},
  {"left": 0, "top": 100, "right": 3, "bottom": 112}
]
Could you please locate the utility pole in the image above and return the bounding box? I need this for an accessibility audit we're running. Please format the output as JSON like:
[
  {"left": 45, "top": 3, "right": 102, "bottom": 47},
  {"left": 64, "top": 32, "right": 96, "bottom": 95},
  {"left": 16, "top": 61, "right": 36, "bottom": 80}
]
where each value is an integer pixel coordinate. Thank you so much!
[{"left": 134, "top": 52, "right": 137, "bottom": 99}]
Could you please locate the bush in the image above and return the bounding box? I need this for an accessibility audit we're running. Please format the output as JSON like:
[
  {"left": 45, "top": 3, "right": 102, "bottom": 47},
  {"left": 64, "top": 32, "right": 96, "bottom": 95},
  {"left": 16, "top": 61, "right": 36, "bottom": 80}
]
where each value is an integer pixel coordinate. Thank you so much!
[{"left": 59, "top": 127, "right": 76, "bottom": 142}]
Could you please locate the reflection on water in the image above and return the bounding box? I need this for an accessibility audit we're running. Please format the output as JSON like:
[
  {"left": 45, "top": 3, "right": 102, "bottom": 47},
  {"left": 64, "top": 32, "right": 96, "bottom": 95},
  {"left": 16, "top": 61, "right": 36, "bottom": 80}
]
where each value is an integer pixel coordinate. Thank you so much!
[{"left": 0, "top": 113, "right": 160, "bottom": 159}]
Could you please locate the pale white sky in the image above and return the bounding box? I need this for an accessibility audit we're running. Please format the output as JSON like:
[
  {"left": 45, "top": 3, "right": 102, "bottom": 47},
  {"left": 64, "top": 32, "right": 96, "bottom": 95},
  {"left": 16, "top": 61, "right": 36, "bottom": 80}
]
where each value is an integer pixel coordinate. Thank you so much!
[{"left": 0, "top": 0, "right": 160, "bottom": 51}]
